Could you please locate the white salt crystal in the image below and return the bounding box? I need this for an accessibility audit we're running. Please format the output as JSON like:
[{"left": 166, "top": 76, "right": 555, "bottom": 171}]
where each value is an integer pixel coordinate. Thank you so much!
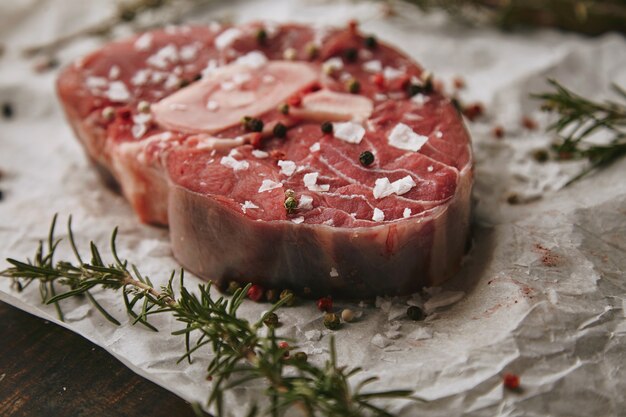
[
  {"left": 372, "top": 208, "right": 385, "bottom": 222},
  {"left": 333, "top": 122, "right": 365, "bottom": 144},
  {"left": 373, "top": 177, "right": 394, "bottom": 199},
  {"left": 220, "top": 156, "right": 249, "bottom": 172},
  {"left": 388, "top": 123, "right": 428, "bottom": 152},
  {"left": 278, "top": 160, "right": 297, "bottom": 176},
  {"left": 258, "top": 179, "right": 283, "bottom": 193},
  {"left": 241, "top": 200, "right": 259, "bottom": 213}
]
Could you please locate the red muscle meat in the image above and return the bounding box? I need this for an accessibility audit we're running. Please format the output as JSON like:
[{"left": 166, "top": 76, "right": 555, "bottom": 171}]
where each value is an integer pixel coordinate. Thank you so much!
[{"left": 57, "top": 22, "right": 473, "bottom": 298}]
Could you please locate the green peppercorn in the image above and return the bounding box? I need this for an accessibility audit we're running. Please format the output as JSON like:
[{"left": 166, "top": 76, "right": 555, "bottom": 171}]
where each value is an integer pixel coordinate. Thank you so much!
[
  {"left": 347, "top": 79, "right": 361, "bottom": 94},
  {"left": 256, "top": 28, "right": 268, "bottom": 44},
  {"left": 343, "top": 47, "right": 358, "bottom": 63},
  {"left": 263, "top": 312, "right": 279, "bottom": 328},
  {"left": 293, "top": 351, "right": 308, "bottom": 362},
  {"left": 265, "top": 289, "right": 279, "bottom": 303},
  {"left": 242, "top": 116, "right": 264, "bottom": 132},
  {"left": 364, "top": 35, "right": 378, "bottom": 49},
  {"left": 284, "top": 196, "right": 298, "bottom": 214},
  {"left": 323, "top": 312, "right": 341, "bottom": 330},
  {"left": 406, "top": 83, "right": 424, "bottom": 97},
  {"left": 407, "top": 306, "right": 425, "bottom": 321},
  {"left": 279, "top": 289, "right": 295, "bottom": 306},
  {"left": 273, "top": 122, "right": 287, "bottom": 138},
  {"left": 321, "top": 121, "right": 333, "bottom": 134},
  {"left": 305, "top": 42, "right": 319, "bottom": 59},
  {"left": 226, "top": 281, "right": 241, "bottom": 295},
  {"left": 359, "top": 150, "right": 374, "bottom": 167},
  {"left": 278, "top": 103, "right": 289, "bottom": 115}
]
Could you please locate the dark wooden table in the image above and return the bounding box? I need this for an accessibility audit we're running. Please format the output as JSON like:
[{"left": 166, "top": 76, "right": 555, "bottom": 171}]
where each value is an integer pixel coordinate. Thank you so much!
[{"left": 0, "top": 301, "right": 208, "bottom": 417}]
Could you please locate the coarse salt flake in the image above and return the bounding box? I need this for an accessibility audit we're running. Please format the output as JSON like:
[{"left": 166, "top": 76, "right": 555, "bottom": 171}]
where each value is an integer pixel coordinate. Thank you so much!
[
  {"left": 291, "top": 216, "right": 305, "bottom": 224},
  {"left": 373, "top": 177, "right": 394, "bottom": 199},
  {"left": 220, "top": 156, "right": 249, "bottom": 172},
  {"left": 303, "top": 172, "right": 330, "bottom": 192},
  {"left": 108, "top": 65, "right": 120, "bottom": 79},
  {"left": 363, "top": 60, "right": 382, "bottom": 73},
  {"left": 206, "top": 100, "right": 220, "bottom": 111},
  {"left": 329, "top": 267, "right": 339, "bottom": 278},
  {"left": 383, "top": 66, "right": 404, "bottom": 80},
  {"left": 215, "top": 28, "right": 242, "bottom": 50},
  {"left": 333, "top": 122, "right": 365, "bottom": 144},
  {"left": 372, "top": 208, "right": 385, "bottom": 222},
  {"left": 391, "top": 175, "right": 416, "bottom": 195},
  {"left": 147, "top": 44, "right": 179, "bottom": 69},
  {"left": 235, "top": 51, "right": 268, "bottom": 69},
  {"left": 309, "top": 142, "right": 320, "bottom": 152},
  {"left": 180, "top": 44, "right": 199, "bottom": 62},
  {"left": 278, "top": 160, "right": 297, "bottom": 176},
  {"left": 322, "top": 57, "right": 343, "bottom": 74},
  {"left": 134, "top": 33, "right": 153, "bottom": 51},
  {"left": 105, "top": 81, "right": 131, "bottom": 102},
  {"left": 251, "top": 149, "right": 269, "bottom": 159},
  {"left": 241, "top": 200, "right": 259, "bottom": 213},
  {"left": 86, "top": 76, "right": 107, "bottom": 90},
  {"left": 258, "top": 179, "right": 283, "bottom": 193},
  {"left": 388, "top": 123, "right": 428, "bottom": 152},
  {"left": 403, "top": 208, "right": 412, "bottom": 218},
  {"left": 297, "top": 195, "right": 314, "bottom": 210},
  {"left": 131, "top": 69, "right": 150, "bottom": 86}
]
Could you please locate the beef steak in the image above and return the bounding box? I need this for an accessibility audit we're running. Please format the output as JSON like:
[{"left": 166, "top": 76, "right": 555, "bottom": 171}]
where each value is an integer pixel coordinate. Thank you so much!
[{"left": 57, "top": 21, "right": 473, "bottom": 298}]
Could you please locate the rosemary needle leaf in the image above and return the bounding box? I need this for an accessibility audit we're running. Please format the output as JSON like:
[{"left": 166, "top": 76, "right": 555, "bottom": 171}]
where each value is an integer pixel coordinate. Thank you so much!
[
  {"left": 533, "top": 79, "right": 626, "bottom": 186},
  {"left": 1, "top": 215, "right": 416, "bottom": 417},
  {"left": 86, "top": 291, "right": 121, "bottom": 325}
]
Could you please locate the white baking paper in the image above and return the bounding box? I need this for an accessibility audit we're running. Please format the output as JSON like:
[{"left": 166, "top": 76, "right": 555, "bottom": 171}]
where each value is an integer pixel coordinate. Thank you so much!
[{"left": 1, "top": 1, "right": 625, "bottom": 416}]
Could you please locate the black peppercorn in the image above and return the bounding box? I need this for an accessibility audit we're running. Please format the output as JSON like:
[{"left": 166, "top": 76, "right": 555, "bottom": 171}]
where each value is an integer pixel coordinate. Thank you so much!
[
  {"left": 359, "top": 151, "right": 375, "bottom": 166},
  {"left": 323, "top": 312, "right": 341, "bottom": 330},
  {"left": 273, "top": 122, "right": 287, "bottom": 138},
  {"left": 2, "top": 103, "right": 14, "bottom": 119},
  {"left": 343, "top": 47, "right": 358, "bottom": 63},
  {"left": 242, "top": 116, "right": 264, "bottom": 132},
  {"left": 407, "top": 306, "right": 425, "bottom": 321},
  {"left": 364, "top": 35, "right": 378, "bottom": 49},
  {"left": 347, "top": 79, "right": 360, "bottom": 94},
  {"left": 321, "top": 121, "right": 333, "bottom": 134}
]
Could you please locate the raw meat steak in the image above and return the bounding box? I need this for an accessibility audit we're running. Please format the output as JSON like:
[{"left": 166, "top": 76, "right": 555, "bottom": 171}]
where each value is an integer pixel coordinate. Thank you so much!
[{"left": 57, "top": 21, "right": 473, "bottom": 298}]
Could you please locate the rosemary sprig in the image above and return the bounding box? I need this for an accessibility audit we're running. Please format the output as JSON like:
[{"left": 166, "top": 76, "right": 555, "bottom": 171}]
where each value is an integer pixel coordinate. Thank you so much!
[
  {"left": 394, "top": 0, "right": 626, "bottom": 36},
  {"left": 1, "top": 215, "right": 417, "bottom": 417},
  {"left": 533, "top": 79, "right": 626, "bottom": 186}
]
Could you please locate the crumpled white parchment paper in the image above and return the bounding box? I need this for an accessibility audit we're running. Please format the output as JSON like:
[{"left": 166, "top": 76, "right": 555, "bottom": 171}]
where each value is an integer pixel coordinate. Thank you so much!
[{"left": 1, "top": 1, "right": 625, "bottom": 416}]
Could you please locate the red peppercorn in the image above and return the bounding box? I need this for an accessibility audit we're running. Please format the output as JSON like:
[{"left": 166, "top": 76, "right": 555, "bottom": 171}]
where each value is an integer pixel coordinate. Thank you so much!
[
  {"left": 278, "top": 341, "right": 290, "bottom": 357},
  {"left": 462, "top": 102, "right": 484, "bottom": 122},
  {"left": 453, "top": 76, "right": 466, "bottom": 90},
  {"left": 503, "top": 373, "right": 520, "bottom": 390},
  {"left": 372, "top": 72, "right": 385, "bottom": 88},
  {"left": 249, "top": 132, "right": 264, "bottom": 149},
  {"left": 247, "top": 284, "right": 264, "bottom": 302},
  {"left": 287, "top": 94, "right": 302, "bottom": 107},
  {"left": 521, "top": 116, "right": 538, "bottom": 130},
  {"left": 492, "top": 125, "right": 505, "bottom": 139},
  {"left": 316, "top": 296, "right": 333, "bottom": 312}
]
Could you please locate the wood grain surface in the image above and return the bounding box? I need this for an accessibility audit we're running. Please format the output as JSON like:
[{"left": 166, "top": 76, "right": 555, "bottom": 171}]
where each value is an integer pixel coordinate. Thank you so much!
[{"left": 0, "top": 301, "right": 209, "bottom": 417}]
